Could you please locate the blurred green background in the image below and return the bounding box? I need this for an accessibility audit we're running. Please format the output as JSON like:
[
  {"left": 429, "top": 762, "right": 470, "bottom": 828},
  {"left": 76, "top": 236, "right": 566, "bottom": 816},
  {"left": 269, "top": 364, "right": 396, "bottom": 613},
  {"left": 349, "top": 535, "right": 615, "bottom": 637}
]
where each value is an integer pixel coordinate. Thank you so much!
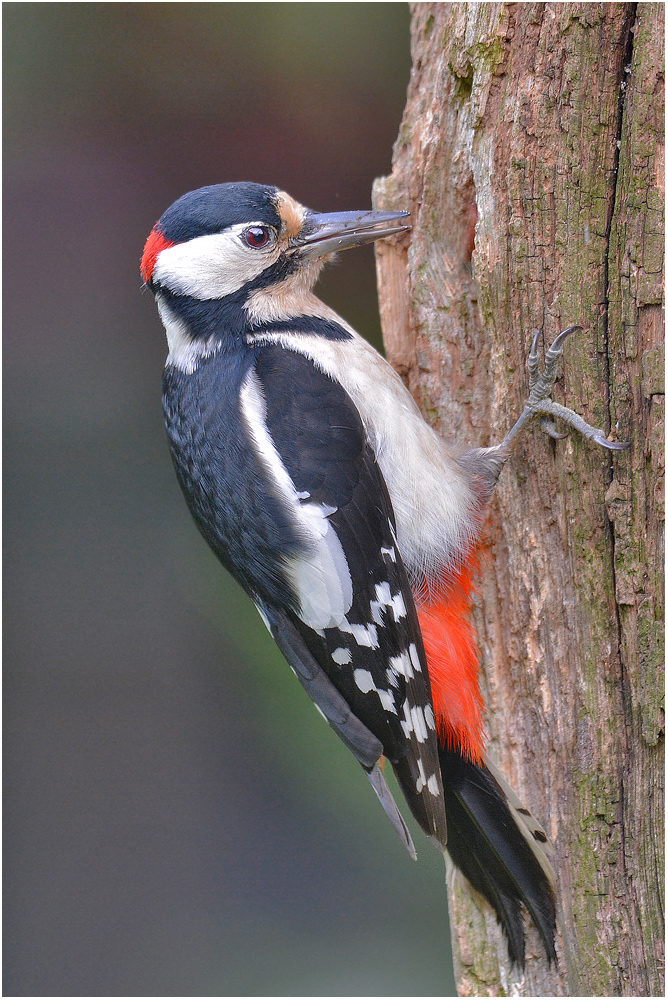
[{"left": 4, "top": 4, "right": 456, "bottom": 995}]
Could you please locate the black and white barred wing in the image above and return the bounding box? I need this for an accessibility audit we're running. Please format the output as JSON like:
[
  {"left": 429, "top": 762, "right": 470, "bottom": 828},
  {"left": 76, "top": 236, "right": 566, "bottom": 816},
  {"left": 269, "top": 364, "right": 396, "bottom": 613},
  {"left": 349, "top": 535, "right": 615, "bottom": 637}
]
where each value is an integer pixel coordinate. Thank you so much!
[{"left": 242, "top": 344, "right": 447, "bottom": 851}]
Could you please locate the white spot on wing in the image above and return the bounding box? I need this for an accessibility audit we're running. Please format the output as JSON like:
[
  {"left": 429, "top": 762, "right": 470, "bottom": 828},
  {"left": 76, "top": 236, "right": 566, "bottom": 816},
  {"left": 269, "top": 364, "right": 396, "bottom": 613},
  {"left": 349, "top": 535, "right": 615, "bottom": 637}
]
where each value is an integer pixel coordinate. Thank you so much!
[
  {"left": 377, "top": 688, "right": 397, "bottom": 713},
  {"left": 331, "top": 647, "right": 351, "bottom": 665},
  {"left": 353, "top": 669, "right": 375, "bottom": 693},
  {"left": 409, "top": 643, "right": 422, "bottom": 673},
  {"left": 369, "top": 601, "right": 385, "bottom": 626},
  {"left": 353, "top": 669, "right": 397, "bottom": 714},
  {"left": 340, "top": 619, "right": 379, "bottom": 649},
  {"left": 410, "top": 705, "right": 429, "bottom": 743},
  {"left": 400, "top": 700, "right": 413, "bottom": 739},
  {"left": 416, "top": 758, "right": 427, "bottom": 793},
  {"left": 391, "top": 592, "right": 407, "bottom": 619},
  {"left": 400, "top": 700, "right": 429, "bottom": 742},
  {"left": 388, "top": 650, "right": 414, "bottom": 680},
  {"left": 370, "top": 583, "right": 407, "bottom": 626},
  {"left": 286, "top": 505, "right": 352, "bottom": 630}
]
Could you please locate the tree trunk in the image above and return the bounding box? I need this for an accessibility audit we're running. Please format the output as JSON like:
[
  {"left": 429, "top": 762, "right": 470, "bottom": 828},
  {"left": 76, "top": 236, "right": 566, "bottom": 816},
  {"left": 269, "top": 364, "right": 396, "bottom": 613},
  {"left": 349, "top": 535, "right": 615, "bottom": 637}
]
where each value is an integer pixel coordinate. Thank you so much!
[{"left": 374, "top": 3, "right": 664, "bottom": 996}]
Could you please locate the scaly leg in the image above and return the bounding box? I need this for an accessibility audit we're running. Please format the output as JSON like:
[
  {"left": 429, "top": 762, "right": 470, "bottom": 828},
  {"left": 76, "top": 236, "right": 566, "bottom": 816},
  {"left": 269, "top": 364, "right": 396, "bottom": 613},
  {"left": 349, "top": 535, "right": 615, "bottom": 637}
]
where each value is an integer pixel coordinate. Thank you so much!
[{"left": 459, "top": 326, "right": 629, "bottom": 490}]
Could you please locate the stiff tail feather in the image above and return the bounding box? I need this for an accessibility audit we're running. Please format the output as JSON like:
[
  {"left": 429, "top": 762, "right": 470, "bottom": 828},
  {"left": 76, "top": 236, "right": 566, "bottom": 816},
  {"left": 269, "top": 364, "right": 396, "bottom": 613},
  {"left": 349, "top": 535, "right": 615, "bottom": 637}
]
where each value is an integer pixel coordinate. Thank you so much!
[
  {"left": 439, "top": 746, "right": 556, "bottom": 967},
  {"left": 408, "top": 560, "right": 555, "bottom": 965}
]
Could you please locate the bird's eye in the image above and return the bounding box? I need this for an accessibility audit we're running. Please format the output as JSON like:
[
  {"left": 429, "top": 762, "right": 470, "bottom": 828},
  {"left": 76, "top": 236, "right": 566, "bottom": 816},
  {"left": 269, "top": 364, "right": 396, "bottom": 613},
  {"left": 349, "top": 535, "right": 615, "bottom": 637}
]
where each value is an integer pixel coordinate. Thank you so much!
[{"left": 244, "top": 225, "right": 272, "bottom": 249}]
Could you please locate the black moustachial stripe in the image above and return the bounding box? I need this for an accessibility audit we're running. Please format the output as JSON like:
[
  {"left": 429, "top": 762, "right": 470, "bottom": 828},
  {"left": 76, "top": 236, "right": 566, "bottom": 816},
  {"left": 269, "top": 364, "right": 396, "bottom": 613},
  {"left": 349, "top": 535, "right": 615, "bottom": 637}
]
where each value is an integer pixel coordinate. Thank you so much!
[
  {"left": 155, "top": 277, "right": 352, "bottom": 347},
  {"left": 247, "top": 314, "right": 353, "bottom": 341}
]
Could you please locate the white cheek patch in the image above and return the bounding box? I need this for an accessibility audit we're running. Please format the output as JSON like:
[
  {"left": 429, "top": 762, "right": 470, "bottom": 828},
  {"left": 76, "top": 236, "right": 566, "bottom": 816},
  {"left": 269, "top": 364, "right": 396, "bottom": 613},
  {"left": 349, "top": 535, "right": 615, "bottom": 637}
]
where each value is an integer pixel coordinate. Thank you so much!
[{"left": 153, "top": 224, "right": 279, "bottom": 300}]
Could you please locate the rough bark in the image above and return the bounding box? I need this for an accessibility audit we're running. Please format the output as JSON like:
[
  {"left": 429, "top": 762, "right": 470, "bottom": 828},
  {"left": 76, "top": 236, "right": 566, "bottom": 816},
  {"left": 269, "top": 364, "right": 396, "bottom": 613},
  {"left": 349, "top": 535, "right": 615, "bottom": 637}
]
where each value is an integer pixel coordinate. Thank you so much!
[{"left": 374, "top": 3, "right": 664, "bottom": 996}]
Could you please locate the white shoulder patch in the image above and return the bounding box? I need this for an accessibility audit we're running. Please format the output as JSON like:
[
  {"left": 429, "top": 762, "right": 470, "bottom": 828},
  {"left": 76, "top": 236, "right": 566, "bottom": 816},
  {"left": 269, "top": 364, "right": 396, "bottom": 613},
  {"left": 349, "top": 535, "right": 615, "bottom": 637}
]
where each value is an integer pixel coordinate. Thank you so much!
[
  {"left": 239, "top": 368, "right": 353, "bottom": 631},
  {"left": 242, "top": 326, "right": 480, "bottom": 587}
]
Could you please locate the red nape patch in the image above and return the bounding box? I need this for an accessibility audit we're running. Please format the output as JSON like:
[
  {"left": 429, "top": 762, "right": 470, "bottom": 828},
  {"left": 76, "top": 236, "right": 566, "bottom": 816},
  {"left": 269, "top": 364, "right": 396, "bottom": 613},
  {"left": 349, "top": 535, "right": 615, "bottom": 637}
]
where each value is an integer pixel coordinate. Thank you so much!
[
  {"left": 140, "top": 226, "right": 175, "bottom": 283},
  {"left": 416, "top": 560, "right": 485, "bottom": 764}
]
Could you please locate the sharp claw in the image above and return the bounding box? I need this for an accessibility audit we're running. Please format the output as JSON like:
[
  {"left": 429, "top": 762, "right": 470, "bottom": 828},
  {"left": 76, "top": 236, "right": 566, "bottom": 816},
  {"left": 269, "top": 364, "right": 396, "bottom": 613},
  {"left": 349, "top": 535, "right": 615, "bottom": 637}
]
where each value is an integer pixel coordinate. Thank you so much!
[
  {"left": 528, "top": 331, "right": 542, "bottom": 391},
  {"left": 547, "top": 325, "right": 582, "bottom": 356},
  {"left": 540, "top": 417, "right": 569, "bottom": 440},
  {"left": 530, "top": 330, "right": 542, "bottom": 357},
  {"left": 593, "top": 434, "right": 631, "bottom": 451}
]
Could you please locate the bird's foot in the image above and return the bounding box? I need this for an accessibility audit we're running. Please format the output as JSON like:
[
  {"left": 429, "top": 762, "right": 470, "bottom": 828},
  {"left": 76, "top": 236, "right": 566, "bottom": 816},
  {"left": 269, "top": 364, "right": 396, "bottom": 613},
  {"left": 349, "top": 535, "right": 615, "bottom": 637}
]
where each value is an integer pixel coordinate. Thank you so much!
[
  {"left": 457, "top": 326, "right": 629, "bottom": 492},
  {"left": 503, "top": 326, "right": 630, "bottom": 453}
]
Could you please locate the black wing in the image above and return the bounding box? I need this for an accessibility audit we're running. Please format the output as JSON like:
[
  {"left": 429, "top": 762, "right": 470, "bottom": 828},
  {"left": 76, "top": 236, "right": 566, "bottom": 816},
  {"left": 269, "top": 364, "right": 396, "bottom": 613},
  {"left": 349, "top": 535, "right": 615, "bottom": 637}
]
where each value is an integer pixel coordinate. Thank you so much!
[{"left": 248, "top": 344, "right": 447, "bottom": 851}]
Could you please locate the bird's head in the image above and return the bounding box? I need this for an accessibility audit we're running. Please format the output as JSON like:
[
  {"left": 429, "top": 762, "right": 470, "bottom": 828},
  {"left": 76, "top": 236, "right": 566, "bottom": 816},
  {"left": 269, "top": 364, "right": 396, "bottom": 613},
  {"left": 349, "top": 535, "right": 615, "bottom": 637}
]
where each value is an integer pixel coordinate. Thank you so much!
[{"left": 141, "top": 182, "right": 410, "bottom": 303}]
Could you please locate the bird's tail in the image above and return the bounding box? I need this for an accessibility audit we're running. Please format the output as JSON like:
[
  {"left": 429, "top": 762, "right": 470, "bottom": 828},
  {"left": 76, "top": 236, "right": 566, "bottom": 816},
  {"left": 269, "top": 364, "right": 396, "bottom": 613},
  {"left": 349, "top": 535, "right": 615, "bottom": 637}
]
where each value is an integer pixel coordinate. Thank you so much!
[
  {"left": 439, "top": 746, "right": 556, "bottom": 967},
  {"left": 411, "top": 563, "right": 556, "bottom": 965}
]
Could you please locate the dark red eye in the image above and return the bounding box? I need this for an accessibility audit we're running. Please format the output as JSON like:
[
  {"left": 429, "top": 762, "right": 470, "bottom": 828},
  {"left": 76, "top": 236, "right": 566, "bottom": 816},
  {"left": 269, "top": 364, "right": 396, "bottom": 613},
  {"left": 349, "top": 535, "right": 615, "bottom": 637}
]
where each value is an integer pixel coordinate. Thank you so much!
[{"left": 244, "top": 225, "right": 271, "bottom": 248}]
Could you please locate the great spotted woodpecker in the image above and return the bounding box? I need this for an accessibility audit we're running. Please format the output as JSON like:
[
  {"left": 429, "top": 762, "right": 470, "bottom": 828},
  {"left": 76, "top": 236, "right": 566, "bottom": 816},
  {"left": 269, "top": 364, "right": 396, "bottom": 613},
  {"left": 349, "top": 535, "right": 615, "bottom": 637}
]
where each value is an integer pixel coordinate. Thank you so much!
[{"left": 141, "top": 182, "right": 627, "bottom": 968}]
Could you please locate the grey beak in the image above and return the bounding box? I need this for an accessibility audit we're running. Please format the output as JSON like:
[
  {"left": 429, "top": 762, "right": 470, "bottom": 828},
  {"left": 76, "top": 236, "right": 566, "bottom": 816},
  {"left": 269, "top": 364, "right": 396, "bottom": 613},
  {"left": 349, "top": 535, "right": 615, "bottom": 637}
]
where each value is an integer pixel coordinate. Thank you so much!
[{"left": 289, "top": 209, "right": 411, "bottom": 260}]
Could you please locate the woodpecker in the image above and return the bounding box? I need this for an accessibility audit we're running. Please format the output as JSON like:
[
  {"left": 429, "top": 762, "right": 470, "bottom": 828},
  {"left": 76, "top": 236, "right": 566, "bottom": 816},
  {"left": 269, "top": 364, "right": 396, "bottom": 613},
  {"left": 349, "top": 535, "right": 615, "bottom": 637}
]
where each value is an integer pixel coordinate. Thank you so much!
[{"left": 142, "top": 181, "right": 627, "bottom": 968}]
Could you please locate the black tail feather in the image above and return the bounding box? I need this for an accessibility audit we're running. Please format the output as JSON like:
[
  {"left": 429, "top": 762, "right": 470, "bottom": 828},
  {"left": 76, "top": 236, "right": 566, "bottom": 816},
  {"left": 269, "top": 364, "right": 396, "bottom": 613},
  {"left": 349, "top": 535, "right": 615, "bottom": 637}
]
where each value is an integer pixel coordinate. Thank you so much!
[{"left": 439, "top": 747, "right": 556, "bottom": 967}]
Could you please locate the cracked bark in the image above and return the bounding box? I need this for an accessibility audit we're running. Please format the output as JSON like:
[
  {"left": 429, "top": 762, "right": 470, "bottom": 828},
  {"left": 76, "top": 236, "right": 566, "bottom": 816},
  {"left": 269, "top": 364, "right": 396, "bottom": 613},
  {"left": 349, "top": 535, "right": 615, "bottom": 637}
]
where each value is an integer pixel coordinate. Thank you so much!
[{"left": 374, "top": 3, "right": 664, "bottom": 996}]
